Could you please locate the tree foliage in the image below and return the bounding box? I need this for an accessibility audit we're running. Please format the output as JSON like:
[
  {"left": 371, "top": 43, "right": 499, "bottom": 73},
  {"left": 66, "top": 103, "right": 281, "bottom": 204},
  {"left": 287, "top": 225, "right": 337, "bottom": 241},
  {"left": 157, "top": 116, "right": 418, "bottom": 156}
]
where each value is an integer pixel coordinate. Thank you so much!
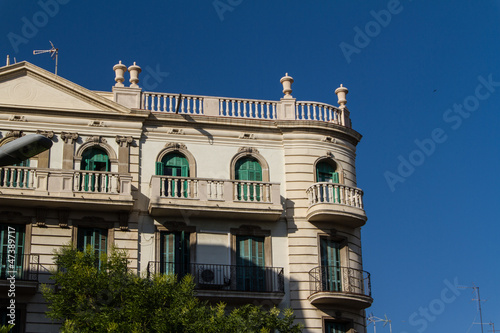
[{"left": 42, "top": 246, "right": 303, "bottom": 333}]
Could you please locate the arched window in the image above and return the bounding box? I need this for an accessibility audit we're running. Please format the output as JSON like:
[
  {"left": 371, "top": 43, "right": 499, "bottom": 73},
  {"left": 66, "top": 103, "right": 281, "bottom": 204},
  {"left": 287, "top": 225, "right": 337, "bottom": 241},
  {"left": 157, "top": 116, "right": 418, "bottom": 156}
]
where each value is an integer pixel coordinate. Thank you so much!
[
  {"left": 80, "top": 147, "right": 110, "bottom": 192},
  {"left": 81, "top": 147, "right": 110, "bottom": 172},
  {"left": 316, "top": 161, "right": 339, "bottom": 183},
  {"left": 235, "top": 157, "right": 262, "bottom": 182},
  {"left": 156, "top": 153, "right": 190, "bottom": 198},
  {"left": 235, "top": 157, "right": 262, "bottom": 201},
  {"left": 0, "top": 137, "right": 30, "bottom": 188},
  {"left": 156, "top": 153, "right": 189, "bottom": 177}
]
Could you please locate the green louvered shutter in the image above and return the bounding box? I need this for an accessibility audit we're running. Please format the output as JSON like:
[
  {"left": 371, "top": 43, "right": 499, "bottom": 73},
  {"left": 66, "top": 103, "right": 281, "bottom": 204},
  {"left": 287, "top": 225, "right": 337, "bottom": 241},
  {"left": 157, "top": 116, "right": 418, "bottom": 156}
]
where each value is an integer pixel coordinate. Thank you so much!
[
  {"left": 0, "top": 224, "right": 25, "bottom": 279},
  {"left": 236, "top": 158, "right": 262, "bottom": 201},
  {"left": 320, "top": 238, "right": 342, "bottom": 292},
  {"left": 161, "top": 153, "right": 189, "bottom": 197},
  {"left": 316, "top": 162, "right": 340, "bottom": 203},
  {"left": 81, "top": 148, "right": 110, "bottom": 192},
  {"left": 160, "top": 231, "right": 190, "bottom": 277},
  {"left": 236, "top": 236, "right": 265, "bottom": 291},
  {"left": 77, "top": 228, "right": 108, "bottom": 268},
  {"left": 325, "top": 322, "right": 346, "bottom": 333}
]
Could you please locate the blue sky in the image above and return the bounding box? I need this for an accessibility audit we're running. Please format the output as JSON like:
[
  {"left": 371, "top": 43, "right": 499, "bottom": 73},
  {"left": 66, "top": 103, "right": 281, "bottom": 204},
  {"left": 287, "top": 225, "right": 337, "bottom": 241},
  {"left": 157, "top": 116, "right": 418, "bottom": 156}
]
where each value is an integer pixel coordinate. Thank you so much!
[{"left": 1, "top": 1, "right": 499, "bottom": 331}]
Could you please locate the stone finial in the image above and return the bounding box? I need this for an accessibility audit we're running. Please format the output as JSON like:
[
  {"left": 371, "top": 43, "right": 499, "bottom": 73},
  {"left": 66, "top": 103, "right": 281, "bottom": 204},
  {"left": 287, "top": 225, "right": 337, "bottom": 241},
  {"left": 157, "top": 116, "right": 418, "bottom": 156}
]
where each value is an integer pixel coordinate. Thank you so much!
[
  {"left": 280, "top": 73, "right": 294, "bottom": 99},
  {"left": 113, "top": 61, "right": 127, "bottom": 87},
  {"left": 128, "top": 62, "right": 142, "bottom": 88},
  {"left": 6, "top": 55, "right": 10, "bottom": 66},
  {"left": 335, "top": 84, "right": 348, "bottom": 108}
]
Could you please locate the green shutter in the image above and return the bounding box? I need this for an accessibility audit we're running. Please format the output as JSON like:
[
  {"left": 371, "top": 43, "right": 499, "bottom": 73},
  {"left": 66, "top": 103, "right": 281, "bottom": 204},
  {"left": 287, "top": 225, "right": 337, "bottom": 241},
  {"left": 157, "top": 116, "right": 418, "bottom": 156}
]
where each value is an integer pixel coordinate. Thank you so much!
[
  {"left": 320, "top": 238, "right": 342, "bottom": 292},
  {"left": 236, "top": 236, "right": 265, "bottom": 291},
  {"left": 160, "top": 153, "right": 189, "bottom": 197},
  {"left": 160, "top": 231, "right": 190, "bottom": 277},
  {"left": 77, "top": 228, "right": 108, "bottom": 268},
  {"left": 156, "top": 161, "right": 164, "bottom": 175},
  {"left": 325, "top": 322, "right": 346, "bottom": 333},
  {"left": 81, "top": 148, "right": 110, "bottom": 192},
  {"left": 235, "top": 157, "right": 262, "bottom": 201},
  {"left": 0, "top": 224, "right": 25, "bottom": 279}
]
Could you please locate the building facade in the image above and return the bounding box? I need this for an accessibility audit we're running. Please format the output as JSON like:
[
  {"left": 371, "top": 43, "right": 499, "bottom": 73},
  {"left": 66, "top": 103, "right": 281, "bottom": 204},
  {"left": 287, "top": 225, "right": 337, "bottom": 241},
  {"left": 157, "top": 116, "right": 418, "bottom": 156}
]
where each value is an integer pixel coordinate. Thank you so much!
[{"left": 0, "top": 60, "right": 371, "bottom": 332}]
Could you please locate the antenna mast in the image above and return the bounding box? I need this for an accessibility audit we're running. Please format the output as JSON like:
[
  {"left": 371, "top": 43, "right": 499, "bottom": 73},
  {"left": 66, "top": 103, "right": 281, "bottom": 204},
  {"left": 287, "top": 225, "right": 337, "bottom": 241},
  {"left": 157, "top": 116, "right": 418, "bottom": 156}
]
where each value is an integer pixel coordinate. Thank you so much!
[
  {"left": 33, "top": 41, "right": 59, "bottom": 75},
  {"left": 368, "top": 314, "right": 392, "bottom": 333}
]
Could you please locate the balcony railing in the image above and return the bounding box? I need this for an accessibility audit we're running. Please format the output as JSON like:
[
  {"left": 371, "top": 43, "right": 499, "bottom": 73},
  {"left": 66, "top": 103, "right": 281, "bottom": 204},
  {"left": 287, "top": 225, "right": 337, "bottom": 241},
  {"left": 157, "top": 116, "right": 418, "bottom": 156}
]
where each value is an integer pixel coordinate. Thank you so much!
[
  {"left": 0, "top": 254, "right": 39, "bottom": 281},
  {"left": 147, "top": 262, "right": 284, "bottom": 293},
  {"left": 142, "top": 92, "right": 351, "bottom": 127},
  {"left": 307, "top": 182, "right": 364, "bottom": 209},
  {"left": 0, "top": 167, "right": 35, "bottom": 189},
  {"left": 73, "top": 170, "right": 121, "bottom": 193},
  {"left": 309, "top": 266, "right": 371, "bottom": 298},
  {"left": 153, "top": 176, "right": 277, "bottom": 203}
]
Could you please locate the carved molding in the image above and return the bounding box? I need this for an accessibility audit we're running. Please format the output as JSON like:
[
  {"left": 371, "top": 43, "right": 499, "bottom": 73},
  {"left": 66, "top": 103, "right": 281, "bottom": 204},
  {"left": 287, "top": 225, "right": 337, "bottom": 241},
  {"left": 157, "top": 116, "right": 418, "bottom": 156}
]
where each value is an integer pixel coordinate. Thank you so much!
[
  {"left": 5, "top": 131, "right": 24, "bottom": 138},
  {"left": 238, "top": 147, "right": 259, "bottom": 154},
  {"left": 60, "top": 132, "right": 79, "bottom": 144},
  {"left": 9, "top": 115, "right": 26, "bottom": 122},
  {"left": 239, "top": 133, "right": 255, "bottom": 139},
  {"left": 89, "top": 120, "right": 105, "bottom": 127},
  {"left": 168, "top": 128, "right": 184, "bottom": 135},
  {"left": 326, "top": 151, "right": 335, "bottom": 158},
  {"left": 116, "top": 136, "right": 134, "bottom": 148},
  {"left": 164, "top": 142, "right": 187, "bottom": 150},
  {"left": 323, "top": 136, "right": 336, "bottom": 143},
  {"left": 36, "top": 130, "right": 54, "bottom": 139},
  {"left": 86, "top": 136, "right": 107, "bottom": 144}
]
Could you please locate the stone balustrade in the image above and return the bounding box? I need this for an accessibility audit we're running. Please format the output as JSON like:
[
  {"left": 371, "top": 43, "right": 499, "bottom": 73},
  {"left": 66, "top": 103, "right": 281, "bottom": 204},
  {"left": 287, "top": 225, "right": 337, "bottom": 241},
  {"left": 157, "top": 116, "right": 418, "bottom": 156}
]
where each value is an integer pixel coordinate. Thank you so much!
[
  {"left": 307, "top": 182, "right": 364, "bottom": 209},
  {"left": 142, "top": 92, "right": 351, "bottom": 127}
]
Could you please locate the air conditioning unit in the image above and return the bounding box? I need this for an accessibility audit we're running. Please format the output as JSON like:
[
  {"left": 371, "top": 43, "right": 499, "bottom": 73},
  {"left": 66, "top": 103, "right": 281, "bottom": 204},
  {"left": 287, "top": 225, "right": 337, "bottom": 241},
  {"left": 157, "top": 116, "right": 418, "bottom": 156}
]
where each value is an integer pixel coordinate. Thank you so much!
[{"left": 197, "top": 267, "right": 230, "bottom": 289}]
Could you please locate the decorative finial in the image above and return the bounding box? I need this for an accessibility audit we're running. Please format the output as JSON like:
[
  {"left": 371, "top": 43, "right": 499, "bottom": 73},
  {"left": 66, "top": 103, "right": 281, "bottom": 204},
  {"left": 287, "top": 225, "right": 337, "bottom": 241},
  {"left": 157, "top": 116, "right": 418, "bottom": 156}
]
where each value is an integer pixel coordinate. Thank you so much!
[
  {"left": 113, "top": 60, "right": 127, "bottom": 87},
  {"left": 128, "top": 62, "right": 142, "bottom": 88},
  {"left": 335, "top": 84, "right": 348, "bottom": 108},
  {"left": 280, "top": 73, "right": 294, "bottom": 99}
]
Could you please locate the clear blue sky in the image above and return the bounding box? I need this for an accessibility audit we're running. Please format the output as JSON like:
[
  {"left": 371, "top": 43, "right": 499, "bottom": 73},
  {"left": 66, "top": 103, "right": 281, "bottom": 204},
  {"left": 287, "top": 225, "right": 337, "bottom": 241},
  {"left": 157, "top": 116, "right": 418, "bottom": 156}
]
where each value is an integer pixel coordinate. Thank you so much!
[{"left": 1, "top": 1, "right": 499, "bottom": 332}]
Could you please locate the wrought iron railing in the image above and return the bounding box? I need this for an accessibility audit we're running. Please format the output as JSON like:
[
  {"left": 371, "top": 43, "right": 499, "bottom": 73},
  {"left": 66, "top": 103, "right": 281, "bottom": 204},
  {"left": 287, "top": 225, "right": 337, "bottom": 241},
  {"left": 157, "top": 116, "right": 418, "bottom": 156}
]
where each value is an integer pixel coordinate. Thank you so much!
[
  {"left": 0, "top": 253, "right": 39, "bottom": 281},
  {"left": 309, "top": 266, "right": 371, "bottom": 297},
  {"left": 148, "top": 262, "right": 284, "bottom": 293}
]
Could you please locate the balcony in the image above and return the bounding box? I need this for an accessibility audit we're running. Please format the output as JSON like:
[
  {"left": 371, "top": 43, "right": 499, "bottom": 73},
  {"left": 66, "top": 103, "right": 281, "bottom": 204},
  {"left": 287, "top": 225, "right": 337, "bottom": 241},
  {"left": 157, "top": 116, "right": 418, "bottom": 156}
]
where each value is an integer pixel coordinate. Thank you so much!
[
  {"left": 306, "top": 183, "right": 367, "bottom": 227},
  {"left": 308, "top": 266, "right": 372, "bottom": 309},
  {"left": 147, "top": 261, "right": 284, "bottom": 302},
  {"left": 0, "top": 167, "right": 133, "bottom": 211},
  {"left": 141, "top": 92, "right": 352, "bottom": 128},
  {"left": 0, "top": 254, "right": 39, "bottom": 295},
  {"left": 148, "top": 176, "right": 283, "bottom": 221}
]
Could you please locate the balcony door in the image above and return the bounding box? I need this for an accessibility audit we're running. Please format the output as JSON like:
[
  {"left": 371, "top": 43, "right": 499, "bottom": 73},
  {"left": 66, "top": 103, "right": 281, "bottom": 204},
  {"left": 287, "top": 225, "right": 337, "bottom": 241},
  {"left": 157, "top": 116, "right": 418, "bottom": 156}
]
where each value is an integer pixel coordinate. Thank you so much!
[
  {"left": 236, "top": 235, "right": 265, "bottom": 291},
  {"left": 320, "top": 238, "right": 342, "bottom": 292},
  {"left": 0, "top": 224, "right": 25, "bottom": 279},
  {"left": 235, "top": 157, "right": 262, "bottom": 201},
  {"left": 81, "top": 147, "right": 110, "bottom": 192},
  {"left": 77, "top": 227, "right": 108, "bottom": 267},
  {"left": 156, "top": 153, "right": 189, "bottom": 197},
  {"left": 160, "top": 231, "right": 190, "bottom": 277},
  {"left": 316, "top": 161, "right": 339, "bottom": 203}
]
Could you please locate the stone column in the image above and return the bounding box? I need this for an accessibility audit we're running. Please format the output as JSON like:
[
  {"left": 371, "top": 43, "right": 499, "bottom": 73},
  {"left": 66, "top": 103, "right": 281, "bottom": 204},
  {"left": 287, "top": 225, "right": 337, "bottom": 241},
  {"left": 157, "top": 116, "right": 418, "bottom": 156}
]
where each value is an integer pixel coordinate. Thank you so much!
[
  {"left": 116, "top": 136, "right": 134, "bottom": 173},
  {"left": 35, "top": 130, "right": 54, "bottom": 168},
  {"left": 60, "top": 132, "right": 78, "bottom": 170}
]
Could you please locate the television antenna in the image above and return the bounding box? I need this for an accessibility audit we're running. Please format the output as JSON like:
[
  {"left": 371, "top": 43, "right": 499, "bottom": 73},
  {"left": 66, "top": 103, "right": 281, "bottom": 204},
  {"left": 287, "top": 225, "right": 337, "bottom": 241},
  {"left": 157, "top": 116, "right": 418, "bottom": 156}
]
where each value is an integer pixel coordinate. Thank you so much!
[
  {"left": 489, "top": 322, "right": 499, "bottom": 332},
  {"left": 368, "top": 313, "right": 392, "bottom": 333},
  {"left": 33, "top": 41, "right": 59, "bottom": 75}
]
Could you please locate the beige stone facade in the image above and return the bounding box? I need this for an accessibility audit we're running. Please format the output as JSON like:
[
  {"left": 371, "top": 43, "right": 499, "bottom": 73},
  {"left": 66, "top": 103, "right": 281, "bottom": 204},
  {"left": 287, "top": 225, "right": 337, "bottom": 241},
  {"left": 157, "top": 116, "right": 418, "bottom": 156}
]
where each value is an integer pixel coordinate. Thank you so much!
[{"left": 0, "top": 61, "right": 371, "bottom": 332}]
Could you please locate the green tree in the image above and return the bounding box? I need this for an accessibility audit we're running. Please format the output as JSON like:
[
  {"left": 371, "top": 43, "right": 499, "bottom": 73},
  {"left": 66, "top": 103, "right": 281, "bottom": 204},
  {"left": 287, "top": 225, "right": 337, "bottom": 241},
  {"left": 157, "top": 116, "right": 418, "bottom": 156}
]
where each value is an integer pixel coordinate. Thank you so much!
[{"left": 42, "top": 246, "right": 302, "bottom": 333}]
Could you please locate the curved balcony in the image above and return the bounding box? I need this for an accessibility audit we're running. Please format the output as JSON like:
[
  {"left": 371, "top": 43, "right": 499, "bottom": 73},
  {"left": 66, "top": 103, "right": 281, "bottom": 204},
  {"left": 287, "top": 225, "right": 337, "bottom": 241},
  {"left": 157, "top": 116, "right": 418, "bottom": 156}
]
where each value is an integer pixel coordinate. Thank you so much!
[
  {"left": 308, "top": 266, "right": 372, "bottom": 309},
  {"left": 306, "top": 183, "right": 367, "bottom": 227}
]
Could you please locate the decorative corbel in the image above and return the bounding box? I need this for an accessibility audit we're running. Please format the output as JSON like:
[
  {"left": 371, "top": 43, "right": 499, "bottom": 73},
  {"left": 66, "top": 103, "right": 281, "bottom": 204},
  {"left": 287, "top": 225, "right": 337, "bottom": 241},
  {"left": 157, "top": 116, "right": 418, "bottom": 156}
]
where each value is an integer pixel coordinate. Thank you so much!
[
  {"left": 164, "top": 142, "right": 187, "bottom": 150},
  {"left": 116, "top": 136, "right": 134, "bottom": 148},
  {"left": 60, "top": 132, "right": 79, "bottom": 144},
  {"left": 36, "top": 130, "right": 55, "bottom": 139},
  {"left": 86, "top": 136, "right": 107, "bottom": 144},
  {"left": 5, "top": 131, "right": 24, "bottom": 138},
  {"left": 238, "top": 147, "right": 259, "bottom": 155}
]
